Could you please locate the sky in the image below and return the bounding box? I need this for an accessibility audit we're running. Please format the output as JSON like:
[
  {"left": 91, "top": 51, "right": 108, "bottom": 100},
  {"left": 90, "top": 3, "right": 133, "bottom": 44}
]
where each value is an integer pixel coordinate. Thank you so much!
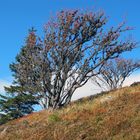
[{"left": 0, "top": 0, "right": 140, "bottom": 98}]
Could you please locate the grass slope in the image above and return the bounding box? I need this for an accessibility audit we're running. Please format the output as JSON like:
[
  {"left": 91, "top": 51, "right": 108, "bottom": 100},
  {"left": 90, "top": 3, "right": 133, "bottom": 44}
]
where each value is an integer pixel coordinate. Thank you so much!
[{"left": 0, "top": 85, "right": 140, "bottom": 140}]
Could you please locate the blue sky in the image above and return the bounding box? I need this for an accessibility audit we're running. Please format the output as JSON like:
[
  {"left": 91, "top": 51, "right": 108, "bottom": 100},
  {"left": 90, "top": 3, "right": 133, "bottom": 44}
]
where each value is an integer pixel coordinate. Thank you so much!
[{"left": 0, "top": 0, "right": 140, "bottom": 83}]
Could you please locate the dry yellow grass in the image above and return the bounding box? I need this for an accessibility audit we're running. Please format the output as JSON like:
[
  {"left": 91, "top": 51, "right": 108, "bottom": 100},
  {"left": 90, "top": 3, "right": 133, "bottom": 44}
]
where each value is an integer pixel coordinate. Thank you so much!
[{"left": 0, "top": 85, "right": 140, "bottom": 140}]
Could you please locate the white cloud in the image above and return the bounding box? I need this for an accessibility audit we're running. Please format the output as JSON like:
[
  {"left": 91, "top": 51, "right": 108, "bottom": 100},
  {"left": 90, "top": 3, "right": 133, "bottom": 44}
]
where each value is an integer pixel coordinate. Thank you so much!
[
  {"left": 72, "top": 80, "right": 102, "bottom": 100},
  {"left": 0, "top": 80, "right": 11, "bottom": 93},
  {"left": 123, "top": 73, "right": 140, "bottom": 86},
  {"left": 72, "top": 73, "right": 140, "bottom": 100},
  {"left": 0, "top": 73, "right": 139, "bottom": 100}
]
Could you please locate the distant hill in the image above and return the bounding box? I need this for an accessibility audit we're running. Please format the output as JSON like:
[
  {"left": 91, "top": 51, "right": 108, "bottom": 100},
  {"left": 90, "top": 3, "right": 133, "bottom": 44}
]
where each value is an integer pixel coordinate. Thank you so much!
[{"left": 0, "top": 85, "right": 140, "bottom": 140}]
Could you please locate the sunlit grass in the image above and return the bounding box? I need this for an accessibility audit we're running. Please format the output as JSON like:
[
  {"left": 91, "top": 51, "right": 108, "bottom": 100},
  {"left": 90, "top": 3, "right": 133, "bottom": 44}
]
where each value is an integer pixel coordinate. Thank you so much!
[{"left": 0, "top": 85, "right": 140, "bottom": 140}]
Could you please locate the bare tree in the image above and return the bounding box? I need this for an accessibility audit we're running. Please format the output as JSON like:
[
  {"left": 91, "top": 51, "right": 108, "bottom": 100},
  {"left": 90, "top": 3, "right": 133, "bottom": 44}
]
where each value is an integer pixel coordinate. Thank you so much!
[
  {"left": 92, "top": 58, "right": 140, "bottom": 91},
  {"left": 9, "top": 10, "right": 137, "bottom": 109}
]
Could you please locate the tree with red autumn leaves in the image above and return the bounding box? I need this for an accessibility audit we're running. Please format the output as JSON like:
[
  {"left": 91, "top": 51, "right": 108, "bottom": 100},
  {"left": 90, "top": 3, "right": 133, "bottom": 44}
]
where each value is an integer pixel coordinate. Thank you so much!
[{"left": 8, "top": 10, "right": 137, "bottom": 109}]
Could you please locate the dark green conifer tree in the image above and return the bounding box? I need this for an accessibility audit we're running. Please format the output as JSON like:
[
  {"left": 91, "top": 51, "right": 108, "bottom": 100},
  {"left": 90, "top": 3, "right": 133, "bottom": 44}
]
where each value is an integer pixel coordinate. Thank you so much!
[
  {"left": 0, "top": 28, "right": 40, "bottom": 124},
  {"left": 0, "top": 86, "right": 39, "bottom": 125}
]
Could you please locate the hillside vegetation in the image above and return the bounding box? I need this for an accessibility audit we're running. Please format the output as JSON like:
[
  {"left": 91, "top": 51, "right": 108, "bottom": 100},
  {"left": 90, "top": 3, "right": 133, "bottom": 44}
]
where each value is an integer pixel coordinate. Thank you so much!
[{"left": 0, "top": 85, "right": 140, "bottom": 140}]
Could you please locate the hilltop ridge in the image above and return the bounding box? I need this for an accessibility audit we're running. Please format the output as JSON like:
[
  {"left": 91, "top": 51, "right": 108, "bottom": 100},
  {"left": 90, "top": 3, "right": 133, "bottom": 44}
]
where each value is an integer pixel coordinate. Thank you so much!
[{"left": 0, "top": 85, "right": 140, "bottom": 140}]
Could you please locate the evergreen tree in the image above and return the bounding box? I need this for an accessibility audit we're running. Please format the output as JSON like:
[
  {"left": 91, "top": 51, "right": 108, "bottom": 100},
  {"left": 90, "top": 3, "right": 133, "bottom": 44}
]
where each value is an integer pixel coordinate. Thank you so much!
[{"left": 0, "top": 86, "right": 38, "bottom": 125}]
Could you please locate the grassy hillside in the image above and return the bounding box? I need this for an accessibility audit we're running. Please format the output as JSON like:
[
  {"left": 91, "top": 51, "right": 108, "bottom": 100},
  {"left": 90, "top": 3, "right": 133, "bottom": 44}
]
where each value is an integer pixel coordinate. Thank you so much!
[{"left": 0, "top": 85, "right": 140, "bottom": 140}]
